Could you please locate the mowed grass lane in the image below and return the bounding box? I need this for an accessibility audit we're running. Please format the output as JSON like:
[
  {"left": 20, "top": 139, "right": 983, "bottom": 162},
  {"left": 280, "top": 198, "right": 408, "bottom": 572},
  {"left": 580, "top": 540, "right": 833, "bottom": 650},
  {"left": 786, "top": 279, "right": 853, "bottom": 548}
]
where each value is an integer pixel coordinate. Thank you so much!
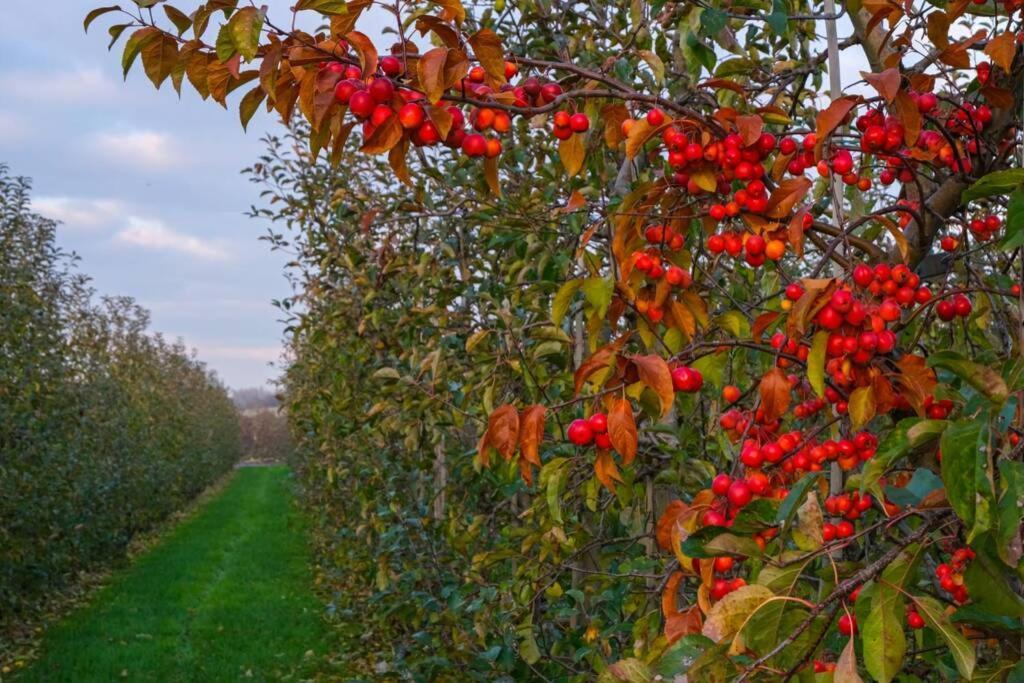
[{"left": 17, "top": 466, "right": 330, "bottom": 682}]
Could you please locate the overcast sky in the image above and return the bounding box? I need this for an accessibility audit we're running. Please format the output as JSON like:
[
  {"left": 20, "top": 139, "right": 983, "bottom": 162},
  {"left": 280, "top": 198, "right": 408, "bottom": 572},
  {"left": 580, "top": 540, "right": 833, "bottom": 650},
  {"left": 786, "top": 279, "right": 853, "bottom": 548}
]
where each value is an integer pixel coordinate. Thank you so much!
[
  {"left": 0, "top": 2, "right": 395, "bottom": 389},
  {"left": 0, "top": 3, "right": 874, "bottom": 389}
]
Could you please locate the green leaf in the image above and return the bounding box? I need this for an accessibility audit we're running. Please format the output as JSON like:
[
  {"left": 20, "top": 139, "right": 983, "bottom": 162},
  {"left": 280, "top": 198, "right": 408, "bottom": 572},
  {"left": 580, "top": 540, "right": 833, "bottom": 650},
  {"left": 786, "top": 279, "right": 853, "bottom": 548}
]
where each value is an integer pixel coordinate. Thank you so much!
[
  {"left": 84, "top": 5, "right": 121, "bottom": 32},
  {"left": 963, "top": 539, "right": 1024, "bottom": 617},
  {"left": 928, "top": 350, "right": 1009, "bottom": 404},
  {"left": 940, "top": 419, "right": 991, "bottom": 538},
  {"left": 163, "top": 5, "right": 193, "bottom": 35},
  {"left": 653, "top": 634, "right": 715, "bottom": 676},
  {"left": 681, "top": 526, "right": 763, "bottom": 558},
  {"left": 884, "top": 468, "right": 943, "bottom": 507},
  {"left": 776, "top": 472, "right": 820, "bottom": 529},
  {"left": 541, "top": 457, "right": 569, "bottom": 525},
  {"left": 766, "top": 0, "right": 789, "bottom": 35},
  {"left": 808, "top": 330, "right": 827, "bottom": 398},
  {"left": 581, "top": 277, "right": 613, "bottom": 320},
  {"left": 683, "top": 31, "right": 716, "bottom": 73},
  {"left": 910, "top": 594, "right": 976, "bottom": 679},
  {"left": 995, "top": 460, "right": 1023, "bottom": 566},
  {"left": 294, "top": 0, "right": 352, "bottom": 13},
  {"left": 215, "top": 22, "right": 237, "bottom": 61},
  {"left": 691, "top": 351, "right": 728, "bottom": 389},
  {"left": 121, "top": 26, "right": 159, "bottom": 77},
  {"left": 702, "top": 584, "right": 774, "bottom": 642},
  {"left": 700, "top": 7, "right": 728, "bottom": 36},
  {"left": 228, "top": 6, "right": 263, "bottom": 61},
  {"left": 999, "top": 188, "right": 1024, "bottom": 250},
  {"left": 551, "top": 278, "right": 581, "bottom": 325},
  {"left": 961, "top": 169, "right": 1024, "bottom": 204},
  {"left": 862, "top": 584, "right": 905, "bottom": 683},
  {"left": 238, "top": 84, "right": 266, "bottom": 130}
]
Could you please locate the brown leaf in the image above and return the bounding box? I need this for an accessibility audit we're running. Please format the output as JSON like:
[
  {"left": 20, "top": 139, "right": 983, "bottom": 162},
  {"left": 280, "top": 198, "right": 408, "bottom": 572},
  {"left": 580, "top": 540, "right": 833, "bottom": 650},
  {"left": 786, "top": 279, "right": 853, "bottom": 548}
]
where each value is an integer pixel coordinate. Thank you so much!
[
  {"left": 893, "top": 354, "right": 937, "bottom": 415},
  {"left": 892, "top": 90, "right": 921, "bottom": 147},
  {"left": 418, "top": 47, "right": 450, "bottom": 104},
  {"left": 625, "top": 117, "right": 659, "bottom": 158},
  {"left": 140, "top": 33, "right": 179, "bottom": 89},
  {"left": 786, "top": 279, "right": 835, "bottom": 338},
  {"left": 835, "top": 635, "right": 864, "bottom": 682},
  {"left": 666, "top": 606, "right": 703, "bottom": 644},
  {"left": 734, "top": 114, "right": 763, "bottom": 147},
  {"left": 759, "top": 368, "right": 791, "bottom": 423},
  {"left": 632, "top": 354, "right": 674, "bottom": 417},
  {"left": 467, "top": 28, "right": 506, "bottom": 85},
  {"left": 574, "top": 342, "right": 621, "bottom": 395},
  {"left": 602, "top": 103, "right": 629, "bottom": 148},
  {"left": 815, "top": 96, "right": 860, "bottom": 144},
  {"left": 752, "top": 311, "right": 780, "bottom": 342},
  {"left": 559, "top": 133, "right": 586, "bottom": 177},
  {"left": 330, "top": 1, "right": 372, "bottom": 36},
  {"left": 430, "top": 0, "right": 466, "bottom": 24},
  {"left": 477, "top": 403, "right": 520, "bottom": 466},
  {"left": 594, "top": 449, "right": 623, "bottom": 493},
  {"left": 656, "top": 500, "right": 688, "bottom": 551},
  {"left": 518, "top": 405, "right": 546, "bottom": 468},
  {"left": 662, "top": 571, "right": 685, "bottom": 618},
  {"left": 388, "top": 137, "right": 412, "bottom": 186},
  {"left": 608, "top": 397, "right": 638, "bottom": 465},
  {"left": 985, "top": 31, "right": 1016, "bottom": 73},
  {"left": 345, "top": 30, "right": 378, "bottom": 79},
  {"left": 484, "top": 155, "right": 501, "bottom": 197},
  {"left": 861, "top": 68, "right": 901, "bottom": 102},
  {"left": 765, "top": 177, "right": 812, "bottom": 219},
  {"left": 926, "top": 12, "right": 950, "bottom": 51},
  {"left": 788, "top": 208, "right": 806, "bottom": 257},
  {"left": 360, "top": 114, "right": 403, "bottom": 154}
]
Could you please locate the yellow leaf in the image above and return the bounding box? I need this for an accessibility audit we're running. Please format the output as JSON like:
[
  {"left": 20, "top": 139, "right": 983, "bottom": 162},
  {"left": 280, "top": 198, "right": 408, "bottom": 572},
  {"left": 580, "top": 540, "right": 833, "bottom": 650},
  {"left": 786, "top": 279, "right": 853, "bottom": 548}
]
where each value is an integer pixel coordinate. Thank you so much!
[
  {"left": 559, "top": 133, "right": 585, "bottom": 177},
  {"left": 849, "top": 385, "right": 876, "bottom": 431}
]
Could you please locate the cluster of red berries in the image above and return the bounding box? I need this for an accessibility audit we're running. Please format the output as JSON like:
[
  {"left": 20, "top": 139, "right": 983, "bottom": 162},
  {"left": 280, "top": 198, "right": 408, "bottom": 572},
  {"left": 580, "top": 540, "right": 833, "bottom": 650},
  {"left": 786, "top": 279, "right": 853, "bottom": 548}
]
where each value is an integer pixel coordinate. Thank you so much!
[
  {"left": 630, "top": 224, "right": 692, "bottom": 288},
  {"left": 551, "top": 110, "right": 589, "bottom": 140},
  {"left": 936, "top": 547, "right": 975, "bottom": 604},
  {"left": 706, "top": 473, "right": 781, "bottom": 549},
  {"left": 567, "top": 412, "right": 611, "bottom": 449},
  {"left": 935, "top": 293, "right": 973, "bottom": 322},
  {"left": 707, "top": 230, "right": 788, "bottom": 265},
  {"left": 969, "top": 214, "right": 1003, "bottom": 242},
  {"left": 671, "top": 366, "right": 704, "bottom": 393},
  {"left": 922, "top": 395, "right": 955, "bottom": 420},
  {"left": 709, "top": 575, "right": 747, "bottom": 600},
  {"left": 779, "top": 133, "right": 819, "bottom": 177}
]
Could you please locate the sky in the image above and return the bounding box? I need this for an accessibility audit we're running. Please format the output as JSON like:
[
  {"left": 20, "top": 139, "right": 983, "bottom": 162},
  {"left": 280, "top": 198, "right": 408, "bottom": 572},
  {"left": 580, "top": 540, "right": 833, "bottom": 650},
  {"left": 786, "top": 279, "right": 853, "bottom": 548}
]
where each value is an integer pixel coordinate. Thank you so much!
[
  {"left": 0, "top": 2, "right": 394, "bottom": 390},
  {"left": 0, "top": 3, "right": 873, "bottom": 389}
]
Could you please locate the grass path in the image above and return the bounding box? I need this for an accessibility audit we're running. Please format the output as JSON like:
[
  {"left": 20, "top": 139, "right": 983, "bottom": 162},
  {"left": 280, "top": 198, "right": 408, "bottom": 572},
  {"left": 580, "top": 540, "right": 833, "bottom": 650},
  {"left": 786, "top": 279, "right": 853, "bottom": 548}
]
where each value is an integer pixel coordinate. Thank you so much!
[{"left": 16, "top": 466, "right": 330, "bottom": 682}]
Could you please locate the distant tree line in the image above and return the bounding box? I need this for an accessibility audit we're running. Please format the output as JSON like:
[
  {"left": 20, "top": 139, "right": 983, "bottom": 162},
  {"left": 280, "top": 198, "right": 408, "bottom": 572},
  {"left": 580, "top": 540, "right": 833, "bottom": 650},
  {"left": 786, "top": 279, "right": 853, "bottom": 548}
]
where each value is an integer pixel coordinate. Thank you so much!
[{"left": 0, "top": 165, "right": 241, "bottom": 622}]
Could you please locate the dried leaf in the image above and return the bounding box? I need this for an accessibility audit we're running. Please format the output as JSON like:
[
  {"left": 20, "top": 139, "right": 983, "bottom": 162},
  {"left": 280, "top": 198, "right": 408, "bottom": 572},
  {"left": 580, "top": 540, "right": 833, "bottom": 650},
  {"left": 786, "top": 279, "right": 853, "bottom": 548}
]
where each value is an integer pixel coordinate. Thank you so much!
[
  {"left": 595, "top": 450, "right": 623, "bottom": 493},
  {"left": 861, "top": 68, "right": 901, "bottom": 102},
  {"left": 632, "top": 354, "right": 674, "bottom": 417},
  {"left": 608, "top": 397, "right": 637, "bottom": 464},
  {"left": 985, "top": 31, "right": 1015, "bottom": 72},
  {"left": 467, "top": 28, "right": 506, "bottom": 84},
  {"left": 758, "top": 367, "right": 791, "bottom": 423}
]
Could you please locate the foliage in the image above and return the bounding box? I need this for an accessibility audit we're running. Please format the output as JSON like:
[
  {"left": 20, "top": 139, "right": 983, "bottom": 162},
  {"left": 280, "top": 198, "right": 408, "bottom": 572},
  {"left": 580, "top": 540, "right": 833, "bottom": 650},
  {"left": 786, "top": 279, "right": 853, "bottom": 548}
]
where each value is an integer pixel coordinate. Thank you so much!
[
  {"left": 238, "top": 408, "right": 293, "bottom": 462},
  {"left": 91, "top": 0, "right": 1024, "bottom": 679},
  {"left": 0, "top": 166, "right": 240, "bottom": 626}
]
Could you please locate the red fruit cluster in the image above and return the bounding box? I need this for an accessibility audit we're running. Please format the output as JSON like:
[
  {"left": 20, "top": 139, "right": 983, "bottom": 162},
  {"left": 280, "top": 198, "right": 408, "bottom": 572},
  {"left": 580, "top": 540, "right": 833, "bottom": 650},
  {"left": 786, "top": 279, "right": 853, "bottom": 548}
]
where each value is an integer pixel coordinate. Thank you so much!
[
  {"left": 630, "top": 224, "right": 692, "bottom": 289},
  {"left": 552, "top": 109, "right": 589, "bottom": 139},
  {"left": 969, "top": 214, "right": 1002, "bottom": 242},
  {"left": 659, "top": 128, "right": 776, "bottom": 196},
  {"left": 567, "top": 412, "right": 611, "bottom": 450},
  {"left": 707, "top": 230, "right": 787, "bottom": 265},
  {"left": 936, "top": 547, "right": 975, "bottom": 604},
  {"left": 923, "top": 395, "right": 955, "bottom": 420},
  {"left": 935, "top": 293, "right": 973, "bottom": 321},
  {"left": 671, "top": 366, "right": 703, "bottom": 393},
  {"left": 813, "top": 661, "right": 838, "bottom": 673},
  {"left": 823, "top": 492, "right": 873, "bottom": 537},
  {"left": 710, "top": 576, "right": 747, "bottom": 600}
]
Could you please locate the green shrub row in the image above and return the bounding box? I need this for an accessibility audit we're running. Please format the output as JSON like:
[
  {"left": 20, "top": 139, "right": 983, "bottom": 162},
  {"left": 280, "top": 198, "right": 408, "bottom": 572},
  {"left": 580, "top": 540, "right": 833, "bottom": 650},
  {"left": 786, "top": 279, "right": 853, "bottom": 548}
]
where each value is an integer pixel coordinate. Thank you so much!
[{"left": 0, "top": 166, "right": 241, "bottom": 618}]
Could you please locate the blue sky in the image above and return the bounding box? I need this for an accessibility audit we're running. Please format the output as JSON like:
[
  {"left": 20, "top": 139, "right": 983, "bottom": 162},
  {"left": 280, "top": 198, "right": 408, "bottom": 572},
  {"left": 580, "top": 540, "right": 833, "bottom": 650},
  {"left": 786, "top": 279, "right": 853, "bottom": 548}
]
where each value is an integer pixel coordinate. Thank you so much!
[{"left": 0, "top": 1, "right": 390, "bottom": 389}]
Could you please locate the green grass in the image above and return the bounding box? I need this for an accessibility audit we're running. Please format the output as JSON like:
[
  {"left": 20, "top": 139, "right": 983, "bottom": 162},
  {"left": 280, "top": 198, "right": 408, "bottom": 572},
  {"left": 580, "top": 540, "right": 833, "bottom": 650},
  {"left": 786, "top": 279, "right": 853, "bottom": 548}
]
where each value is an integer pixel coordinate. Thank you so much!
[{"left": 16, "top": 466, "right": 331, "bottom": 682}]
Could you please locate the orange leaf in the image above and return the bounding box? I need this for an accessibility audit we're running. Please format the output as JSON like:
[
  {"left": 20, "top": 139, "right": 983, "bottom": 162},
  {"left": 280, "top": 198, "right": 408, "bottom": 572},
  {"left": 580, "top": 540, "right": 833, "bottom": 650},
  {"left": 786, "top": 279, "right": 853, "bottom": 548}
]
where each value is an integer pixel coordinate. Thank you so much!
[
  {"left": 788, "top": 208, "right": 806, "bottom": 257},
  {"left": 360, "top": 114, "right": 403, "bottom": 154},
  {"left": 893, "top": 354, "right": 937, "bottom": 415},
  {"left": 662, "top": 571, "right": 685, "bottom": 618},
  {"left": 815, "top": 96, "right": 859, "bottom": 143},
  {"left": 594, "top": 450, "right": 623, "bottom": 494},
  {"left": 484, "top": 155, "right": 501, "bottom": 197},
  {"left": 625, "top": 117, "right": 659, "bottom": 158},
  {"left": 752, "top": 311, "right": 780, "bottom": 342},
  {"left": 861, "top": 68, "right": 901, "bottom": 102},
  {"left": 559, "top": 133, "right": 586, "bottom": 177},
  {"left": 574, "top": 344, "right": 618, "bottom": 395},
  {"left": 345, "top": 31, "right": 377, "bottom": 80},
  {"left": 631, "top": 354, "right": 675, "bottom": 417},
  {"left": 734, "top": 114, "right": 763, "bottom": 147},
  {"left": 985, "top": 31, "right": 1015, "bottom": 73},
  {"left": 476, "top": 403, "right": 519, "bottom": 466},
  {"left": 758, "top": 367, "right": 791, "bottom": 423},
  {"left": 656, "top": 500, "right": 688, "bottom": 550},
  {"left": 467, "top": 28, "right": 506, "bottom": 85},
  {"left": 608, "top": 397, "right": 638, "bottom": 464},
  {"left": 601, "top": 103, "right": 629, "bottom": 148},
  {"left": 665, "top": 606, "right": 703, "bottom": 644},
  {"left": 765, "top": 177, "right": 812, "bottom": 219},
  {"left": 417, "top": 47, "right": 449, "bottom": 103},
  {"left": 926, "top": 11, "right": 950, "bottom": 50},
  {"left": 892, "top": 90, "right": 921, "bottom": 147},
  {"left": 518, "top": 405, "right": 546, "bottom": 468},
  {"left": 786, "top": 278, "right": 835, "bottom": 337}
]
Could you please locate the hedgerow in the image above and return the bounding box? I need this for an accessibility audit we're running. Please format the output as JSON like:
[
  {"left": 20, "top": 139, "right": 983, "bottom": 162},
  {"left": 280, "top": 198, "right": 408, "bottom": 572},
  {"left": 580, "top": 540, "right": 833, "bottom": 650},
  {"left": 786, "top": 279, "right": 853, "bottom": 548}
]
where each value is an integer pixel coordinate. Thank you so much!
[{"left": 0, "top": 166, "right": 241, "bottom": 622}]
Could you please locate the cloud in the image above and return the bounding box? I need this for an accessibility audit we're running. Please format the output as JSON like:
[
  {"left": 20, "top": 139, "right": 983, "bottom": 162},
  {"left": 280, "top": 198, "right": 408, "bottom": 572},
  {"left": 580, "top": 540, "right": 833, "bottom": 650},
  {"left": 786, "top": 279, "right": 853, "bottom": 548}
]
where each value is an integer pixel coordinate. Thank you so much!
[
  {"left": 196, "top": 345, "right": 283, "bottom": 362},
  {"left": 32, "top": 196, "right": 125, "bottom": 231},
  {"left": 116, "top": 216, "right": 230, "bottom": 261},
  {"left": 0, "top": 66, "right": 116, "bottom": 103},
  {"left": 90, "top": 129, "right": 183, "bottom": 169},
  {"left": 0, "top": 110, "right": 29, "bottom": 141}
]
